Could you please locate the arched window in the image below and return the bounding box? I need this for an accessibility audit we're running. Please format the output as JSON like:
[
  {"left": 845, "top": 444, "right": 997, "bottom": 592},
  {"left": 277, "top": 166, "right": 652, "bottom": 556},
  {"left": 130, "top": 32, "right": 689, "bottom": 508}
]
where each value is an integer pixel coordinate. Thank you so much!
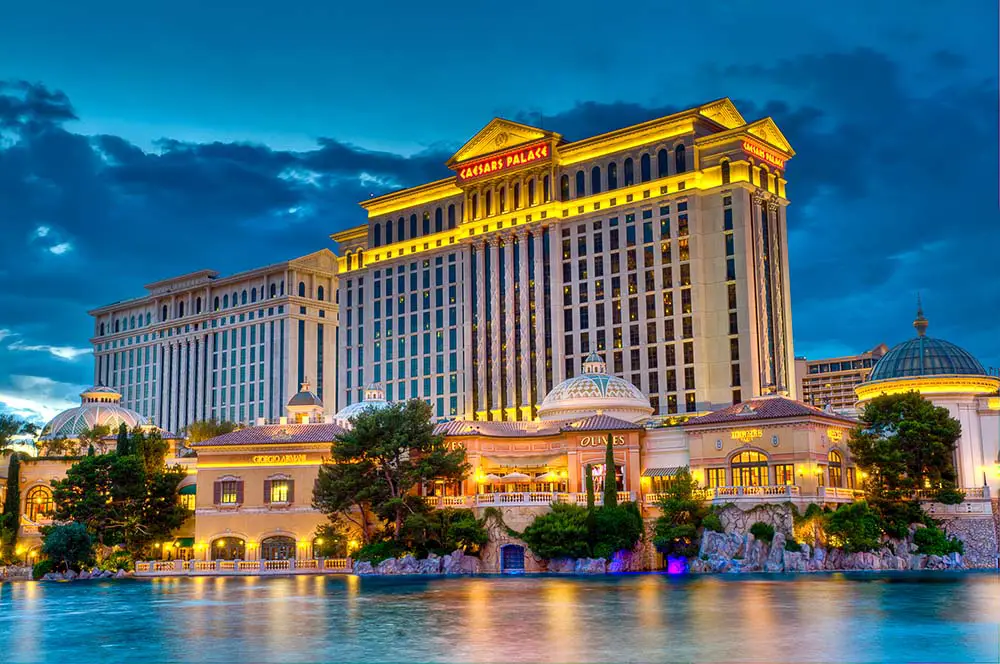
[
  {"left": 560, "top": 175, "right": 570, "bottom": 201},
  {"left": 623, "top": 158, "right": 634, "bottom": 187},
  {"left": 222, "top": 295, "right": 229, "bottom": 308},
  {"left": 422, "top": 212, "right": 430, "bottom": 235},
  {"left": 543, "top": 174, "right": 551, "bottom": 202},
  {"left": 241, "top": 290, "right": 247, "bottom": 305},
  {"left": 269, "top": 283, "right": 277, "bottom": 298},
  {"left": 232, "top": 292, "right": 237, "bottom": 307},
  {"left": 280, "top": 281, "right": 284, "bottom": 295},
  {"left": 657, "top": 149, "right": 669, "bottom": 177},
  {"left": 397, "top": 217, "right": 404, "bottom": 241},
  {"left": 250, "top": 289, "right": 256, "bottom": 303},
  {"left": 129, "top": 316, "right": 136, "bottom": 329},
  {"left": 640, "top": 153, "right": 651, "bottom": 182},
  {"left": 386, "top": 219, "right": 393, "bottom": 244},
  {"left": 161, "top": 305, "right": 168, "bottom": 322},
  {"left": 196, "top": 296, "right": 203, "bottom": 312},
  {"left": 178, "top": 301, "right": 185, "bottom": 318},
  {"left": 721, "top": 159, "right": 730, "bottom": 185},
  {"left": 674, "top": 144, "right": 686, "bottom": 173},
  {"left": 747, "top": 162, "right": 756, "bottom": 186},
  {"left": 498, "top": 187, "right": 506, "bottom": 213},
  {"left": 470, "top": 194, "right": 478, "bottom": 220},
  {"left": 298, "top": 281, "right": 306, "bottom": 297},
  {"left": 26, "top": 486, "right": 53, "bottom": 522},
  {"left": 447, "top": 204, "right": 456, "bottom": 229},
  {"left": 828, "top": 450, "right": 844, "bottom": 488},
  {"left": 731, "top": 450, "right": 769, "bottom": 487},
  {"left": 410, "top": 214, "right": 418, "bottom": 237},
  {"left": 434, "top": 207, "right": 443, "bottom": 232},
  {"left": 513, "top": 182, "right": 520, "bottom": 209},
  {"left": 317, "top": 285, "right": 325, "bottom": 301},
  {"left": 485, "top": 191, "right": 492, "bottom": 216},
  {"left": 591, "top": 166, "right": 602, "bottom": 194},
  {"left": 100, "top": 322, "right": 105, "bottom": 336},
  {"left": 527, "top": 179, "right": 535, "bottom": 206},
  {"left": 607, "top": 162, "right": 618, "bottom": 189},
  {"left": 261, "top": 536, "right": 296, "bottom": 561},
  {"left": 145, "top": 313, "right": 151, "bottom": 325},
  {"left": 346, "top": 252, "right": 353, "bottom": 271},
  {"left": 212, "top": 537, "right": 245, "bottom": 561},
  {"left": 356, "top": 250, "right": 363, "bottom": 267},
  {"left": 760, "top": 166, "right": 770, "bottom": 192},
  {"left": 113, "top": 319, "right": 119, "bottom": 333},
  {"left": 214, "top": 296, "right": 220, "bottom": 311},
  {"left": 373, "top": 223, "right": 381, "bottom": 247},
  {"left": 575, "top": 170, "right": 585, "bottom": 198}
]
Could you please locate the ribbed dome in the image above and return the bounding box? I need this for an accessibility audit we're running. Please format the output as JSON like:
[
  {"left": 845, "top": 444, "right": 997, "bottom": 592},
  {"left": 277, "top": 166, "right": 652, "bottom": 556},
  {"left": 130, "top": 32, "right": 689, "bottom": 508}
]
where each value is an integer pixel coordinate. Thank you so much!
[
  {"left": 40, "top": 386, "right": 147, "bottom": 440},
  {"left": 333, "top": 383, "right": 391, "bottom": 425},
  {"left": 867, "top": 304, "right": 986, "bottom": 381},
  {"left": 538, "top": 354, "right": 653, "bottom": 423}
]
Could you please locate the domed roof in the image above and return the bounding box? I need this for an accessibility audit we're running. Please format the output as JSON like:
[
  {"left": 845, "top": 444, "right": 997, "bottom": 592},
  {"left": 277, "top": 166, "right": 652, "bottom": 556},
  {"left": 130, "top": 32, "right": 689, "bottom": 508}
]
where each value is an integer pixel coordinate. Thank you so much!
[
  {"left": 867, "top": 304, "right": 987, "bottom": 382},
  {"left": 287, "top": 381, "right": 324, "bottom": 408},
  {"left": 333, "top": 383, "right": 391, "bottom": 425},
  {"left": 40, "top": 386, "right": 147, "bottom": 440},
  {"left": 538, "top": 353, "right": 653, "bottom": 423}
]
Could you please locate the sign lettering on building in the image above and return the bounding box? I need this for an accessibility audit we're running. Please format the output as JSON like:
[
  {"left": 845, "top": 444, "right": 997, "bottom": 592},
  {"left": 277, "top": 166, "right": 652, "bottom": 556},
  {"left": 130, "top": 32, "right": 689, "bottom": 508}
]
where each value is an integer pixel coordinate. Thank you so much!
[
  {"left": 730, "top": 428, "right": 764, "bottom": 444},
  {"left": 251, "top": 454, "right": 307, "bottom": 465},
  {"left": 456, "top": 141, "right": 551, "bottom": 181},
  {"left": 579, "top": 435, "right": 626, "bottom": 447},
  {"left": 742, "top": 140, "right": 786, "bottom": 169},
  {"left": 827, "top": 428, "right": 844, "bottom": 443}
]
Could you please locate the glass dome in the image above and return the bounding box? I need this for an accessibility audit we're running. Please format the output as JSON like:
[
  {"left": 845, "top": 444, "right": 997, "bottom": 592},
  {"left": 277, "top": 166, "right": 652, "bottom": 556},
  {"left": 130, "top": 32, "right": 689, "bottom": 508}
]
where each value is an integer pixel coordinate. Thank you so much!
[
  {"left": 867, "top": 305, "right": 986, "bottom": 381},
  {"left": 333, "top": 383, "right": 391, "bottom": 425},
  {"left": 40, "top": 386, "right": 147, "bottom": 440},
  {"left": 538, "top": 353, "right": 653, "bottom": 422}
]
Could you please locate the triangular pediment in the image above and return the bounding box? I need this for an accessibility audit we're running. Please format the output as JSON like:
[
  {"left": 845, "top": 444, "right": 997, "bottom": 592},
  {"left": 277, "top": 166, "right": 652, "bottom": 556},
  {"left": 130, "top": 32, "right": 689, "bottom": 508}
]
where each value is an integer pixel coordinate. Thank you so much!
[
  {"left": 698, "top": 98, "right": 746, "bottom": 130},
  {"left": 746, "top": 118, "right": 794, "bottom": 155},
  {"left": 290, "top": 248, "right": 337, "bottom": 272},
  {"left": 448, "top": 118, "right": 559, "bottom": 166}
]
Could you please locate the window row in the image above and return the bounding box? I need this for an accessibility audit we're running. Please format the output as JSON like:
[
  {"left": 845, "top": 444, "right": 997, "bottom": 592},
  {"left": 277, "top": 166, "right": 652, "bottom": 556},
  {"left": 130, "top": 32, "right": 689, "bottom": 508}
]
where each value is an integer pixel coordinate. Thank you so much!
[{"left": 371, "top": 204, "right": 459, "bottom": 247}]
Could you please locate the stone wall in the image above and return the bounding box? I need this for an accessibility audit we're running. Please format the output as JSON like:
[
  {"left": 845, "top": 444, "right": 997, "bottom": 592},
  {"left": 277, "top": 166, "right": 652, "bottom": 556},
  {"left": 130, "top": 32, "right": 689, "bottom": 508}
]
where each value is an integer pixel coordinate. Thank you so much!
[
  {"left": 937, "top": 515, "right": 998, "bottom": 569},
  {"left": 716, "top": 503, "right": 794, "bottom": 537}
]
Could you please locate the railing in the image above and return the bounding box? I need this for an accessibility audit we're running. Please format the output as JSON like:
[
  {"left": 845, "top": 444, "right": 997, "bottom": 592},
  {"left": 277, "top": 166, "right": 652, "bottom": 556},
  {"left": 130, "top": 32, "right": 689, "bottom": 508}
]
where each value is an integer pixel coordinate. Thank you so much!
[
  {"left": 818, "top": 487, "right": 866, "bottom": 501},
  {"left": 470, "top": 491, "right": 637, "bottom": 508},
  {"left": 134, "top": 558, "right": 352, "bottom": 576},
  {"left": 913, "top": 487, "right": 991, "bottom": 501}
]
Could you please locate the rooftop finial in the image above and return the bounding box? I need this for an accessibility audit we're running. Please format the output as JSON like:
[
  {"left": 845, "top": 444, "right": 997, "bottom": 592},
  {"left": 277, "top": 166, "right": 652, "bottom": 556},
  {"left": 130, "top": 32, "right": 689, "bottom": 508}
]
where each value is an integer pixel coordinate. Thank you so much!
[
  {"left": 913, "top": 294, "right": 928, "bottom": 337},
  {"left": 300, "top": 378, "right": 310, "bottom": 392}
]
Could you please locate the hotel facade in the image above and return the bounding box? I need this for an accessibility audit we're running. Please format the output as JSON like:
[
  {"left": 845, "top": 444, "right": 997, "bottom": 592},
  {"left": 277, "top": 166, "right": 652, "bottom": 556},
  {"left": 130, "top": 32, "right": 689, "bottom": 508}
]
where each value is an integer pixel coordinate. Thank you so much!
[{"left": 335, "top": 98, "right": 797, "bottom": 423}]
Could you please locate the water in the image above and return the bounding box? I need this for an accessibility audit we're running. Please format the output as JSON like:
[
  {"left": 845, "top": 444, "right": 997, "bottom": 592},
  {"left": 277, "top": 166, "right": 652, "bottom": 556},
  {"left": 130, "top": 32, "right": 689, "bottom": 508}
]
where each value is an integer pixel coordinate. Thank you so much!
[{"left": 1, "top": 572, "right": 998, "bottom": 663}]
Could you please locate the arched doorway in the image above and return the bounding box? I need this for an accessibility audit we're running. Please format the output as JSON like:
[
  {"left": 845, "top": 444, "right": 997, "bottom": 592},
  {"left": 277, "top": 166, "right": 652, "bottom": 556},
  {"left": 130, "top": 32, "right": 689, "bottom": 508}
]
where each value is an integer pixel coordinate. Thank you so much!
[
  {"left": 25, "top": 486, "right": 53, "bottom": 522},
  {"left": 212, "top": 537, "right": 245, "bottom": 560},
  {"left": 828, "top": 450, "right": 844, "bottom": 488},
  {"left": 500, "top": 544, "right": 525, "bottom": 573},
  {"left": 731, "top": 450, "right": 769, "bottom": 486},
  {"left": 261, "top": 536, "right": 296, "bottom": 561}
]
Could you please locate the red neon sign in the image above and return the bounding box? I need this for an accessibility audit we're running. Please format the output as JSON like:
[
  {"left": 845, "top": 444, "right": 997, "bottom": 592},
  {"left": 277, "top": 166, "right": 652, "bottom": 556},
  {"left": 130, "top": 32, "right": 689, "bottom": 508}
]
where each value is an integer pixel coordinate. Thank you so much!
[
  {"left": 742, "top": 140, "right": 786, "bottom": 169},
  {"left": 455, "top": 141, "right": 551, "bottom": 181}
]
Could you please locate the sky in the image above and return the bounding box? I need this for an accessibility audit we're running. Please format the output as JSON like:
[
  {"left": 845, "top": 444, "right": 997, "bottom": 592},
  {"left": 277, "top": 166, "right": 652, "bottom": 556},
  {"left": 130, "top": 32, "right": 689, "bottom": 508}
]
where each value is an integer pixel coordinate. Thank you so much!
[{"left": 0, "top": 0, "right": 997, "bottom": 423}]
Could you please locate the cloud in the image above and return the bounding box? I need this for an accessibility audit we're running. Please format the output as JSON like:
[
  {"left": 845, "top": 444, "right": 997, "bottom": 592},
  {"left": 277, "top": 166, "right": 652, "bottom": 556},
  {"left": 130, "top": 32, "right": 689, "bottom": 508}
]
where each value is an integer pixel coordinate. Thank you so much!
[
  {"left": 0, "top": 375, "right": 84, "bottom": 424},
  {"left": 1, "top": 329, "right": 90, "bottom": 361}
]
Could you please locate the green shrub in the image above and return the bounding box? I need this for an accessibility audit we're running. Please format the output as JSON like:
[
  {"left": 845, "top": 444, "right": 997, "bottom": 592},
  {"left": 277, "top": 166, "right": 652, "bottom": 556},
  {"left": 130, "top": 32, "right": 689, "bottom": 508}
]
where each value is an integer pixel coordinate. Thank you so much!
[
  {"left": 701, "top": 512, "right": 724, "bottom": 533},
  {"left": 353, "top": 540, "right": 407, "bottom": 563},
  {"left": 749, "top": 521, "right": 775, "bottom": 544},
  {"left": 913, "top": 526, "right": 964, "bottom": 556},
  {"left": 653, "top": 522, "right": 699, "bottom": 558},
  {"left": 593, "top": 502, "right": 644, "bottom": 558},
  {"left": 404, "top": 508, "right": 489, "bottom": 557},
  {"left": 32, "top": 559, "right": 54, "bottom": 580},
  {"left": 521, "top": 503, "right": 591, "bottom": 560},
  {"left": 870, "top": 499, "right": 927, "bottom": 539},
  {"left": 41, "top": 522, "right": 94, "bottom": 571},
  {"left": 933, "top": 487, "right": 965, "bottom": 505},
  {"left": 99, "top": 550, "right": 135, "bottom": 572},
  {"left": 825, "top": 501, "right": 883, "bottom": 553},
  {"left": 784, "top": 539, "right": 803, "bottom": 552}
]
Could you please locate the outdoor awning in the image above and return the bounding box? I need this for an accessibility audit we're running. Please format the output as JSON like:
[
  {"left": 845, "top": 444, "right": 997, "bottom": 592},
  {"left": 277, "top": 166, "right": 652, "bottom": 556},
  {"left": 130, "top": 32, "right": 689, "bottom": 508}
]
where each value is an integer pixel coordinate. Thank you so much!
[
  {"left": 534, "top": 471, "right": 558, "bottom": 482},
  {"left": 500, "top": 472, "right": 530, "bottom": 482},
  {"left": 642, "top": 467, "right": 682, "bottom": 478},
  {"left": 173, "top": 538, "right": 195, "bottom": 548},
  {"left": 178, "top": 485, "right": 197, "bottom": 495},
  {"left": 484, "top": 474, "right": 502, "bottom": 482}
]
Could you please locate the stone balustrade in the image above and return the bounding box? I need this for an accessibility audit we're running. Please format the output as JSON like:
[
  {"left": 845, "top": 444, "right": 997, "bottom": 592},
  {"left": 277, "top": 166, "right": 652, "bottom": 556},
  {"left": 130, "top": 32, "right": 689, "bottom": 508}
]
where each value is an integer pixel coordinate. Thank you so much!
[{"left": 134, "top": 558, "right": 352, "bottom": 576}]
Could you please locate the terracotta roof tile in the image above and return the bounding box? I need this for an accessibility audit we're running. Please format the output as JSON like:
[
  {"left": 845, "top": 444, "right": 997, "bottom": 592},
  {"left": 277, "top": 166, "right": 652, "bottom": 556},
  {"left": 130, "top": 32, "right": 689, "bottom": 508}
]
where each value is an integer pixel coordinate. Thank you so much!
[
  {"left": 684, "top": 396, "right": 857, "bottom": 426},
  {"left": 191, "top": 423, "right": 347, "bottom": 447}
]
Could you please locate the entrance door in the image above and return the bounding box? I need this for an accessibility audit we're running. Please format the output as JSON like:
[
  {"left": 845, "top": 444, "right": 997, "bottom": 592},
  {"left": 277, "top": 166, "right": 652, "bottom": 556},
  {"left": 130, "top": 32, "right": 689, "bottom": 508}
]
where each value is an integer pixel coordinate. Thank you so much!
[
  {"left": 500, "top": 544, "right": 525, "bottom": 572},
  {"left": 261, "top": 536, "right": 296, "bottom": 560}
]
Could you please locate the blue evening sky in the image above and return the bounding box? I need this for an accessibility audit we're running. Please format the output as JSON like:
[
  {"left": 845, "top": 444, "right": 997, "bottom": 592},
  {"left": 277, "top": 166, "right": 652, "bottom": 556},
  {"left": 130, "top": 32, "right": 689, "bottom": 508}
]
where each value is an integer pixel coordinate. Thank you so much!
[{"left": 0, "top": 0, "right": 997, "bottom": 421}]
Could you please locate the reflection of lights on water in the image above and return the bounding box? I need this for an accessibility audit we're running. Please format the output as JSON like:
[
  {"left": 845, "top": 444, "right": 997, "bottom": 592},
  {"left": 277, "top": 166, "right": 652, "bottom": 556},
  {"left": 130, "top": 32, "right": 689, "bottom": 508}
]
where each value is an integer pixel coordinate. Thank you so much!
[{"left": 667, "top": 556, "right": 687, "bottom": 575}]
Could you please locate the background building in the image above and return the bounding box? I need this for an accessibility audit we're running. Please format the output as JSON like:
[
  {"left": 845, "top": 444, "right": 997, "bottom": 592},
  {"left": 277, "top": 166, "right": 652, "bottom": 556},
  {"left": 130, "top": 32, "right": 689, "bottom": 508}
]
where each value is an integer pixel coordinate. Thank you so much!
[
  {"left": 335, "top": 99, "right": 797, "bottom": 422},
  {"left": 795, "top": 344, "right": 888, "bottom": 414},
  {"left": 88, "top": 250, "right": 338, "bottom": 432}
]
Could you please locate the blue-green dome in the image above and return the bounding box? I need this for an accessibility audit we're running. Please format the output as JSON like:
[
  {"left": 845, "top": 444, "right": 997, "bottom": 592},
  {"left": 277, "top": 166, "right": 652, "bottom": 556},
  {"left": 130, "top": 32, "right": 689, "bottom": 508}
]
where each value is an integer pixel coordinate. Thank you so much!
[{"left": 868, "top": 305, "right": 986, "bottom": 381}]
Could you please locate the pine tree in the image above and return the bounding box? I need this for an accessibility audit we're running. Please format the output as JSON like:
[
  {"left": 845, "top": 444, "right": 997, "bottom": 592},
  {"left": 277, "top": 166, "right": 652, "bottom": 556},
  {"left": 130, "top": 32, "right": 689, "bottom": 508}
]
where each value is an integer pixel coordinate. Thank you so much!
[
  {"left": 115, "top": 423, "right": 130, "bottom": 456},
  {"left": 87, "top": 445, "right": 95, "bottom": 457},
  {"left": 603, "top": 433, "right": 618, "bottom": 508},
  {"left": 1, "top": 453, "right": 22, "bottom": 560},
  {"left": 585, "top": 464, "right": 595, "bottom": 511}
]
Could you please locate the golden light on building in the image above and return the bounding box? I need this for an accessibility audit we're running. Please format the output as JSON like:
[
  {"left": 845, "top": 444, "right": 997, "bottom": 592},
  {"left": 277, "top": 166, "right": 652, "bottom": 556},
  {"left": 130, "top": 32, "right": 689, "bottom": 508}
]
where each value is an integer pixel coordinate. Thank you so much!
[{"left": 730, "top": 428, "right": 764, "bottom": 443}]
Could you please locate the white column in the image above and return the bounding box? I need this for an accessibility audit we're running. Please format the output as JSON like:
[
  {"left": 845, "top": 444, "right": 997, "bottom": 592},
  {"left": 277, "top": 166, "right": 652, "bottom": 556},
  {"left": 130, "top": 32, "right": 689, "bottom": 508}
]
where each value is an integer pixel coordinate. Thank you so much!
[
  {"left": 189, "top": 339, "right": 199, "bottom": 427},
  {"left": 533, "top": 228, "right": 547, "bottom": 404},
  {"left": 162, "top": 342, "right": 172, "bottom": 431},
  {"left": 503, "top": 234, "right": 516, "bottom": 418},
  {"left": 170, "top": 342, "right": 180, "bottom": 433},
  {"left": 461, "top": 245, "right": 475, "bottom": 418},
  {"left": 475, "top": 241, "right": 488, "bottom": 417},
  {"left": 195, "top": 337, "right": 205, "bottom": 422},
  {"left": 517, "top": 229, "right": 531, "bottom": 416},
  {"left": 488, "top": 236, "right": 501, "bottom": 418}
]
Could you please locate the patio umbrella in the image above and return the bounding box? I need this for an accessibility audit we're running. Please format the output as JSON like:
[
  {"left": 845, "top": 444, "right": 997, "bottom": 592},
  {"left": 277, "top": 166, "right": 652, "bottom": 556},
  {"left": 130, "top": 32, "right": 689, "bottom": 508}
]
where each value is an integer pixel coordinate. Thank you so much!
[
  {"left": 484, "top": 473, "right": 502, "bottom": 483},
  {"left": 533, "top": 471, "right": 557, "bottom": 483},
  {"left": 500, "top": 471, "right": 530, "bottom": 482}
]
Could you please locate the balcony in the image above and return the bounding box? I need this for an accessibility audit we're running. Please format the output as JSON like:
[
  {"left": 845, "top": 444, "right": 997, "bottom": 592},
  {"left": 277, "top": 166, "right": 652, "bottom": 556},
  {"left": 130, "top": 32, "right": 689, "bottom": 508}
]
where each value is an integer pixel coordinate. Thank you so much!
[
  {"left": 135, "top": 558, "right": 352, "bottom": 577},
  {"left": 422, "top": 491, "right": 637, "bottom": 509}
]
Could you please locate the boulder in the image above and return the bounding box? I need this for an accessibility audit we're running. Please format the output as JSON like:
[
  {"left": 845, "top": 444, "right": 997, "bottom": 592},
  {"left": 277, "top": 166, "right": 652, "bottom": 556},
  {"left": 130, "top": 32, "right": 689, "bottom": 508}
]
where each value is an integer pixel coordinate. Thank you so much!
[
  {"left": 607, "top": 549, "right": 641, "bottom": 573},
  {"left": 376, "top": 557, "right": 401, "bottom": 575},
  {"left": 353, "top": 561, "right": 375, "bottom": 575},
  {"left": 743, "top": 535, "right": 766, "bottom": 571},
  {"left": 416, "top": 557, "right": 441, "bottom": 574},
  {"left": 398, "top": 555, "right": 419, "bottom": 574},
  {"left": 764, "top": 533, "right": 786, "bottom": 572},
  {"left": 699, "top": 531, "right": 743, "bottom": 561},
  {"left": 547, "top": 558, "right": 576, "bottom": 574},
  {"left": 783, "top": 550, "right": 807, "bottom": 572},
  {"left": 78, "top": 570, "right": 91, "bottom": 580},
  {"left": 101, "top": 570, "right": 114, "bottom": 578},
  {"left": 64, "top": 569, "right": 79, "bottom": 580},
  {"left": 573, "top": 558, "right": 607, "bottom": 574},
  {"left": 114, "top": 569, "right": 127, "bottom": 579}
]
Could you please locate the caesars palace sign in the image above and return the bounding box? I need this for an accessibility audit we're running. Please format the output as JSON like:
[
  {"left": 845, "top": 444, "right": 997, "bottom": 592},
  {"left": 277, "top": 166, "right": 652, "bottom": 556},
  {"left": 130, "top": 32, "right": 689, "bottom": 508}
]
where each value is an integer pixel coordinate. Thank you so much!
[{"left": 456, "top": 141, "right": 551, "bottom": 182}]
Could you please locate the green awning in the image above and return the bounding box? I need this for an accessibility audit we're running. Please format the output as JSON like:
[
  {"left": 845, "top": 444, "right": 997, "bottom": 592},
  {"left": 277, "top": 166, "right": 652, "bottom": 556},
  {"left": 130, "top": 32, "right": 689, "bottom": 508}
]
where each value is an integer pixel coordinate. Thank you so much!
[
  {"left": 178, "top": 485, "right": 197, "bottom": 495},
  {"left": 642, "top": 467, "right": 682, "bottom": 478},
  {"left": 173, "top": 538, "right": 195, "bottom": 548}
]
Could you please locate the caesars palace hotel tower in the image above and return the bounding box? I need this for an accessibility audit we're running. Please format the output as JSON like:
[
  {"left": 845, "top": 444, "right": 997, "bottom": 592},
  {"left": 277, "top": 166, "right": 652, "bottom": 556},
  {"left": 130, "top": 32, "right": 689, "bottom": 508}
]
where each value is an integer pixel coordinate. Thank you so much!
[{"left": 334, "top": 98, "right": 796, "bottom": 421}]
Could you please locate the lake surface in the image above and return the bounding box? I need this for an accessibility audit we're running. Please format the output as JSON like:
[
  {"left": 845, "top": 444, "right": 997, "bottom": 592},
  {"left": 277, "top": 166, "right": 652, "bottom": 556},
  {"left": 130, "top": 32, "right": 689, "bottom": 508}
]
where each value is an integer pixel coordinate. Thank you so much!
[{"left": 1, "top": 572, "right": 998, "bottom": 663}]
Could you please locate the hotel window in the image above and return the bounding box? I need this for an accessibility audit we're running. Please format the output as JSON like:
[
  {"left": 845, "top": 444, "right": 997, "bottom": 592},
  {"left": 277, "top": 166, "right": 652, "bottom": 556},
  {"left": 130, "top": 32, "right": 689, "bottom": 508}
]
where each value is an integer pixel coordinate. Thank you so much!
[
  {"left": 729, "top": 312, "right": 739, "bottom": 334},
  {"left": 498, "top": 187, "right": 506, "bottom": 213},
  {"left": 591, "top": 166, "right": 601, "bottom": 194},
  {"left": 674, "top": 144, "right": 686, "bottom": 173},
  {"left": 397, "top": 216, "right": 404, "bottom": 240},
  {"left": 731, "top": 363, "right": 742, "bottom": 387},
  {"left": 732, "top": 389, "right": 742, "bottom": 404},
  {"left": 720, "top": 159, "right": 730, "bottom": 184},
  {"left": 423, "top": 211, "right": 431, "bottom": 234},
  {"left": 775, "top": 464, "right": 795, "bottom": 486},
  {"left": 846, "top": 467, "right": 857, "bottom": 489},
  {"left": 214, "top": 479, "right": 243, "bottom": 506},
  {"left": 727, "top": 283, "right": 737, "bottom": 310},
  {"left": 706, "top": 468, "right": 726, "bottom": 488},
  {"left": 641, "top": 153, "right": 651, "bottom": 182},
  {"left": 657, "top": 149, "right": 668, "bottom": 177},
  {"left": 264, "top": 478, "right": 294, "bottom": 504},
  {"left": 373, "top": 223, "right": 381, "bottom": 247},
  {"left": 731, "top": 450, "right": 769, "bottom": 486},
  {"left": 448, "top": 204, "right": 456, "bottom": 229},
  {"left": 26, "top": 486, "right": 54, "bottom": 521},
  {"left": 608, "top": 162, "right": 618, "bottom": 189},
  {"left": 513, "top": 182, "right": 520, "bottom": 209},
  {"left": 386, "top": 220, "right": 393, "bottom": 243},
  {"left": 560, "top": 175, "right": 570, "bottom": 201},
  {"left": 435, "top": 207, "right": 443, "bottom": 232},
  {"left": 828, "top": 450, "right": 844, "bottom": 488},
  {"left": 623, "top": 158, "right": 634, "bottom": 186}
]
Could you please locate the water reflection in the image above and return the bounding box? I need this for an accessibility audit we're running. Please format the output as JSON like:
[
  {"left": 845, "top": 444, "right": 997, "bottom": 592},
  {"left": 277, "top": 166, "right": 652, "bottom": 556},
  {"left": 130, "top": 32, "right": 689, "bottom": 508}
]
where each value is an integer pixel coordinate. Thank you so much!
[{"left": 1, "top": 572, "right": 998, "bottom": 663}]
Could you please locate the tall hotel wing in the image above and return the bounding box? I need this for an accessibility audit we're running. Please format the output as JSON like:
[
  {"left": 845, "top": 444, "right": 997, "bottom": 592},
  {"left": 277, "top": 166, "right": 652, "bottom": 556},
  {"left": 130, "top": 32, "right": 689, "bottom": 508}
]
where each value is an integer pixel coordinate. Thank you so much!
[{"left": 334, "top": 98, "right": 796, "bottom": 422}]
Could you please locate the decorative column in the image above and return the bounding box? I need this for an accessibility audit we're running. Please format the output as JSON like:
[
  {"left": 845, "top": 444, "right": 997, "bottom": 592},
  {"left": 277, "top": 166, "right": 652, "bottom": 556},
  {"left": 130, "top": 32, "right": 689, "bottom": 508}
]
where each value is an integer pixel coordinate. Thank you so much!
[
  {"left": 487, "top": 235, "right": 501, "bottom": 418},
  {"left": 767, "top": 199, "right": 787, "bottom": 393},
  {"left": 502, "top": 233, "right": 517, "bottom": 418},
  {"left": 474, "top": 241, "right": 488, "bottom": 417},
  {"left": 751, "top": 189, "right": 771, "bottom": 392},
  {"left": 516, "top": 229, "right": 532, "bottom": 416},
  {"left": 532, "top": 228, "right": 547, "bottom": 402}
]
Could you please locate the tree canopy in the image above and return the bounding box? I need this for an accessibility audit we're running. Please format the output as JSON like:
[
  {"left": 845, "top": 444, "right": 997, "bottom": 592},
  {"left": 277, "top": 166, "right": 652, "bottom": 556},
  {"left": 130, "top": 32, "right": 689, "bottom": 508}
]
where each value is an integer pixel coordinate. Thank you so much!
[
  {"left": 849, "top": 391, "right": 962, "bottom": 500},
  {"left": 41, "top": 522, "right": 95, "bottom": 571},
  {"left": 653, "top": 468, "right": 713, "bottom": 557},
  {"left": 0, "top": 413, "right": 25, "bottom": 450},
  {"left": 185, "top": 419, "right": 239, "bottom": 444},
  {"left": 313, "top": 399, "right": 468, "bottom": 543}
]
